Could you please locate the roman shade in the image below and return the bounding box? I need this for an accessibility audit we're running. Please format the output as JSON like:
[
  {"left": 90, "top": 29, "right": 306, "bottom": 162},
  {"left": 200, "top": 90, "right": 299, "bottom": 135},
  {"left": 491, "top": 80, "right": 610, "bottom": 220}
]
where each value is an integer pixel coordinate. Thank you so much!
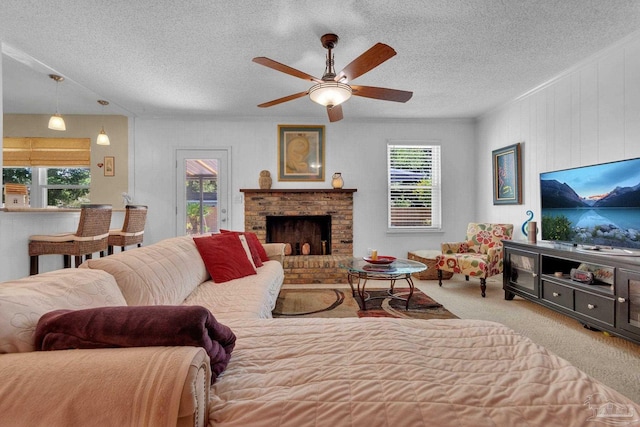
[{"left": 3, "top": 137, "right": 91, "bottom": 167}]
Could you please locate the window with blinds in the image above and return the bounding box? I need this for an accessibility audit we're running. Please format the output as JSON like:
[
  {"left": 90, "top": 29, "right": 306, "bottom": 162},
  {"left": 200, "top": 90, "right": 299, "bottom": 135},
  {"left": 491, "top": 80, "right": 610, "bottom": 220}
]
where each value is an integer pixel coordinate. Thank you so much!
[
  {"left": 387, "top": 143, "right": 441, "bottom": 230},
  {"left": 3, "top": 137, "right": 91, "bottom": 167},
  {"left": 3, "top": 137, "right": 91, "bottom": 207}
]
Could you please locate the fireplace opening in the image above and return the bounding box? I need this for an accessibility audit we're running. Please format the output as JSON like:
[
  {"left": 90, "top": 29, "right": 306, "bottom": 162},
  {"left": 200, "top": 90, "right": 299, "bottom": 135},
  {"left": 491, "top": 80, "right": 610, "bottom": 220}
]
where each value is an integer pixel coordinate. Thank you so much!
[{"left": 266, "top": 215, "right": 331, "bottom": 255}]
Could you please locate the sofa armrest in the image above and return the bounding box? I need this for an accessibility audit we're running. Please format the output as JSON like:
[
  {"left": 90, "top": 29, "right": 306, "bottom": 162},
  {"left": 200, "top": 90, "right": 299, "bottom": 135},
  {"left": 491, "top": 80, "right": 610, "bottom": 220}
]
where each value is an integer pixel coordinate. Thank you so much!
[
  {"left": 0, "top": 346, "right": 210, "bottom": 427},
  {"left": 263, "top": 243, "right": 285, "bottom": 265}
]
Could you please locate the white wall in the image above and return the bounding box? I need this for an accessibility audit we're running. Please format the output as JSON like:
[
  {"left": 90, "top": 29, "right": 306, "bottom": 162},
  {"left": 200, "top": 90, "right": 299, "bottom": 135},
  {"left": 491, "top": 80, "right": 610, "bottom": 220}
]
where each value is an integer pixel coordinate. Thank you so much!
[
  {"left": 476, "top": 32, "right": 640, "bottom": 240},
  {"left": 132, "top": 117, "right": 477, "bottom": 260}
]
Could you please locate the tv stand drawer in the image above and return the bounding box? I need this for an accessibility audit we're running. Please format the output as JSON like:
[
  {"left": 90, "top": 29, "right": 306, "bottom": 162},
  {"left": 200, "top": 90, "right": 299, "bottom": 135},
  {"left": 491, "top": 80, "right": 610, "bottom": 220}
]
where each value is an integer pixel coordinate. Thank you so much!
[
  {"left": 542, "top": 281, "right": 572, "bottom": 309},
  {"left": 574, "top": 291, "right": 615, "bottom": 325}
]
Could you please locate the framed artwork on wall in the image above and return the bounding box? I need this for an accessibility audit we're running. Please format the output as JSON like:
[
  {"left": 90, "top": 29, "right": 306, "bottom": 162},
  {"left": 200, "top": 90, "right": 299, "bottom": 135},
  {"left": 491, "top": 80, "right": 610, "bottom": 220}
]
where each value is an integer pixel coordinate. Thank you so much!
[
  {"left": 277, "top": 125, "right": 325, "bottom": 181},
  {"left": 104, "top": 156, "right": 115, "bottom": 177},
  {"left": 492, "top": 143, "right": 522, "bottom": 205}
]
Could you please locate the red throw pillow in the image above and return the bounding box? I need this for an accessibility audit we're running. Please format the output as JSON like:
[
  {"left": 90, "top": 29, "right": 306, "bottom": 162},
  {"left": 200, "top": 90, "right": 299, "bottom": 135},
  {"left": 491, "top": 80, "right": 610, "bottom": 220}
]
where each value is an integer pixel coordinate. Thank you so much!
[
  {"left": 194, "top": 234, "right": 256, "bottom": 283},
  {"left": 221, "top": 230, "right": 269, "bottom": 265},
  {"left": 244, "top": 232, "right": 269, "bottom": 263}
]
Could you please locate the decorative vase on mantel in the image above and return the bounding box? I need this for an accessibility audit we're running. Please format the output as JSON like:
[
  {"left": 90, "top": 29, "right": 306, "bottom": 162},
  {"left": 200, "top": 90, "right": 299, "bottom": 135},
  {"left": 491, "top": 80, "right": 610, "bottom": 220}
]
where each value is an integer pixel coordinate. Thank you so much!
[
  {"left": 302, "top": 242, "right": 310, "bottom": 255},
  {"left": 259, "top": 170, "right": 272, "bottom": 189},
  {"left": 331, "top": 172, "right": 344, "bottom": 189}
]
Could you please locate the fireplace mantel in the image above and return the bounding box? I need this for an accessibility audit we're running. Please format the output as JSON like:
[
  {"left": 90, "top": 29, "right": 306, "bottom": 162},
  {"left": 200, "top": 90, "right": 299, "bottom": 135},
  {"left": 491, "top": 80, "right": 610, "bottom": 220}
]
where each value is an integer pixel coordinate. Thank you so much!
[{"left": 240, "top": 189, "right": 357, "bottom": 193}]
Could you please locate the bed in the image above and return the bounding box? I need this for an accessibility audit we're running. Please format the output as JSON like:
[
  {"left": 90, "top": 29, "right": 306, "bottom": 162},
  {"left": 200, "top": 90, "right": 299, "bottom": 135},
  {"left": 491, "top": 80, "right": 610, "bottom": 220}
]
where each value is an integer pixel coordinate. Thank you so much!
[{"left": 210, "top": 318, "right": 639, "bottom": 427}]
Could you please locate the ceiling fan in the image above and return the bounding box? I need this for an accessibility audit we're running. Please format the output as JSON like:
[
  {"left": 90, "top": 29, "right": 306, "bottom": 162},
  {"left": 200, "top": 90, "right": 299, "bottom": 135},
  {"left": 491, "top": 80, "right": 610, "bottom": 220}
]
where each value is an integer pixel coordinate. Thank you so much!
[{"left": 252, "top": 34, "right": 413, "bottom": 122}]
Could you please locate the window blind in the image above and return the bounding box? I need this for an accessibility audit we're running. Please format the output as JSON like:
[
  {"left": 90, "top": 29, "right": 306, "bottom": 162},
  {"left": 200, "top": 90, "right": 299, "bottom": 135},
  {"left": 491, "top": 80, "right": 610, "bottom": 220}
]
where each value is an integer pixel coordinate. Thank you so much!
[
  {"left": 387, "top": 144, "right": 441, "bottom": 229},
  {"left": 3, "top": 137, "right": 91, "bottom": 167}
]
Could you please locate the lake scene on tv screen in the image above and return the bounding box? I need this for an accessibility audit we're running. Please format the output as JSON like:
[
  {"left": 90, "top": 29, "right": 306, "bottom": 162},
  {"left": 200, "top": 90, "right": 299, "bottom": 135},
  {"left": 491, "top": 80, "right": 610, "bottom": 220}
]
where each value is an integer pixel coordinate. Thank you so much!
[{"left": 540, "top": 157, "right": 640, "bottom": 249}]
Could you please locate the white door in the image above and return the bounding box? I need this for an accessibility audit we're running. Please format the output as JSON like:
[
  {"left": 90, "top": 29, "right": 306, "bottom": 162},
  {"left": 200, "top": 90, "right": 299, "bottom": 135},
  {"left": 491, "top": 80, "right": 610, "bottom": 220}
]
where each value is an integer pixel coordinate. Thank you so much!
[{"left": 176, "top": 148, "right": 230, "bottom": 235}]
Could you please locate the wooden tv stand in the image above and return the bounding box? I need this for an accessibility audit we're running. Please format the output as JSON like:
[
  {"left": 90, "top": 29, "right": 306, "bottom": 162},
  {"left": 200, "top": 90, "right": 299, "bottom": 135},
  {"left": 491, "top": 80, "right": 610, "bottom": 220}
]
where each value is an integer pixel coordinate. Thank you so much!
[{"left": 503, "top": 240, "right": 640, "bottom": 345}]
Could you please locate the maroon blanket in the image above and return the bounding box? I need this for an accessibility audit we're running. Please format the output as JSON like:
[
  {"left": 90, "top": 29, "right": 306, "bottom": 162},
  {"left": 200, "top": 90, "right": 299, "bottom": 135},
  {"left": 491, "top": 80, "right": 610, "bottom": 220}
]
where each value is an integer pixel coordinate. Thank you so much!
[{"left": 35, "top": 305, "right": 236, "bottom": 383}]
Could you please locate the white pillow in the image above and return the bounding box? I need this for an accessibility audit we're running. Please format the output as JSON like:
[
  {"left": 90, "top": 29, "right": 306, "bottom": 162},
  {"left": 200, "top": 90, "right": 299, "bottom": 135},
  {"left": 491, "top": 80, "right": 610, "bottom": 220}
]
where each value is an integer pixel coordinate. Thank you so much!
[{"left": 0, "top": 269, "right": 126, "bottom": 353}]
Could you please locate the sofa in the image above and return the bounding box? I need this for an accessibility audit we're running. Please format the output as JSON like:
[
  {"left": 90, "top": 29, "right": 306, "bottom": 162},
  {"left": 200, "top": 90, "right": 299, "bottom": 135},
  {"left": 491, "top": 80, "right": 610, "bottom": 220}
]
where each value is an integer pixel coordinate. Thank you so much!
[
  {"left": 2, "top": 234, "right": 640, "bottom": 427},
  {"left": 0, "top": 234, "right": 285, "bottom": 427}
]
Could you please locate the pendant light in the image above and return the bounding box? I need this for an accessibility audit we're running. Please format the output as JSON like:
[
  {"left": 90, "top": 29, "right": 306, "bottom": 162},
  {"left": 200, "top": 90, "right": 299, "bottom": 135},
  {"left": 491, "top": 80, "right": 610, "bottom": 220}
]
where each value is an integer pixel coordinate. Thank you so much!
[
  {"left": 96, "top": 100, "right": 110, "bottom": 146},
  {"left": 48, "top": 74, "right": 66, "bottom": 131}
]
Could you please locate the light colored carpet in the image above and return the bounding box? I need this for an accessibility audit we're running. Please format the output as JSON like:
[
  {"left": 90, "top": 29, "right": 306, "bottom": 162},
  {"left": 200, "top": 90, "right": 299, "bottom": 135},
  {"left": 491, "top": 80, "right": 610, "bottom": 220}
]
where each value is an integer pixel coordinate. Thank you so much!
[{"left": 283, "top": 276, "right": 640, "bottom": 403}]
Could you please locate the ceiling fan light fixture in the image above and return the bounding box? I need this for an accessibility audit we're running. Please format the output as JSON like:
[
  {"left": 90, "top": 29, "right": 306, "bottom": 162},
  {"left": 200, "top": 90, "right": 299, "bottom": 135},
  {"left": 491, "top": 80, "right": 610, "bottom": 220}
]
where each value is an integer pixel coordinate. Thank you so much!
[
  {"left": 254, "top": 34, "right": 409, "bottom": 122},
  {"left": 309, "top": 82, "right": 352, "bottom": 107}
]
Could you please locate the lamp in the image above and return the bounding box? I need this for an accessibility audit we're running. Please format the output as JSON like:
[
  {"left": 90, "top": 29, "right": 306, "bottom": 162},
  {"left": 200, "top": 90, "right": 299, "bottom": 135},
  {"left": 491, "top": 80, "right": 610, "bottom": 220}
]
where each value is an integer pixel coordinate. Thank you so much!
[
  {"left": 308, "top": 81, "right": 352, "bottom": 107},
  {"left": 48, "top": 74, "right": 66, "bottom": 131},
  {"left": 96, "top": 100, "right": 110, "bottom": 146}
]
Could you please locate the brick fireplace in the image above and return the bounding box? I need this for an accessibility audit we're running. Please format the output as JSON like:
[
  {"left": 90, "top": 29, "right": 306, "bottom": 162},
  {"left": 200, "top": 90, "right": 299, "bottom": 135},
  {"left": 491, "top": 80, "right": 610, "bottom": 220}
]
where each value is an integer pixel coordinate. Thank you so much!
[{"left": 240, "top": 188, "right": 356, "bottom": 284}]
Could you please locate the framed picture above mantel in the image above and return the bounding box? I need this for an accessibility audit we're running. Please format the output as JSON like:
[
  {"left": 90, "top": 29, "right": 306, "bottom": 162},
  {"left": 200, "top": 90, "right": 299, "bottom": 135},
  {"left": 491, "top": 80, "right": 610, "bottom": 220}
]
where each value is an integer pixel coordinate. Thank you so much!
[
  {"left": 277, "top": 125, "right": 325, "bottom": 182},
  {"left": 492, "top": 143, "right": 522, "bottom": 205}
]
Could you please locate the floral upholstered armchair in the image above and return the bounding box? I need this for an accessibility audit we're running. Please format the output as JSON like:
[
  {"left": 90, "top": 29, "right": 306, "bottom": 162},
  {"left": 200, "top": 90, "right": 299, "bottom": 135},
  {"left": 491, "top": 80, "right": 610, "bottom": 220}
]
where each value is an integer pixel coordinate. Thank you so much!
[{"left": 436, "top": 223, "right": 514, "bottom": 297}]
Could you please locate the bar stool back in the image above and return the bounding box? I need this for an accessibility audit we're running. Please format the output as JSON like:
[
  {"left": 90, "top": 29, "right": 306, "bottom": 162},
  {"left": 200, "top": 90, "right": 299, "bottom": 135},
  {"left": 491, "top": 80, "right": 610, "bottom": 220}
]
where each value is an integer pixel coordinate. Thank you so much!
[
  {"left": 108, "top": 205, "right": 148, "bottom": 254},
  {"left": 28, "top": 204, "right": 113, "bottom": 275}
]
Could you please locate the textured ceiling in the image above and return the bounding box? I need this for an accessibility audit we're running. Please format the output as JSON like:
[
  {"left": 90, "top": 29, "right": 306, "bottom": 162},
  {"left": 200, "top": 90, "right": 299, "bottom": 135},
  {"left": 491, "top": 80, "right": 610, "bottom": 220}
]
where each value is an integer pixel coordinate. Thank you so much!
[{"left": 2, "top": 1, "right": 640, "bottom": 121}]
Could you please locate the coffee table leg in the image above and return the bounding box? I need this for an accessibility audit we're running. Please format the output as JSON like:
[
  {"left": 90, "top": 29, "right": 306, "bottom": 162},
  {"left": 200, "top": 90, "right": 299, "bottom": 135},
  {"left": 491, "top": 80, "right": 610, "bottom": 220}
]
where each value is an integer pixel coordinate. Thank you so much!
[
  {"left": 404, "top": 274, "right": 415, "bottom": 310},
  {"left": 347, "top": 272, "right": 356, "bottom": 297},
  {"left": 358, "top": 273, "right": 369, "bottom": 311}
]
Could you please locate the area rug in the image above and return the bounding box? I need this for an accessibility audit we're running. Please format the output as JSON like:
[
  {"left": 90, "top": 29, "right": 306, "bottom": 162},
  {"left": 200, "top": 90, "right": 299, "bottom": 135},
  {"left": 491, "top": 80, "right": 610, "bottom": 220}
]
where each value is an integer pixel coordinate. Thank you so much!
[{"left": 272, "top": 287, "right": 458, "bottom": 320}]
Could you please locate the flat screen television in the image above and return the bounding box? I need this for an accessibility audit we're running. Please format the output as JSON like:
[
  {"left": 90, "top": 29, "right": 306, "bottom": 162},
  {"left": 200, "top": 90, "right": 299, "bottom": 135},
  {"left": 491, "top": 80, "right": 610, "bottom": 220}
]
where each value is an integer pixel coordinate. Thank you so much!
[{"left": 540, "top": 157, "right": 640, "bottom": 252}]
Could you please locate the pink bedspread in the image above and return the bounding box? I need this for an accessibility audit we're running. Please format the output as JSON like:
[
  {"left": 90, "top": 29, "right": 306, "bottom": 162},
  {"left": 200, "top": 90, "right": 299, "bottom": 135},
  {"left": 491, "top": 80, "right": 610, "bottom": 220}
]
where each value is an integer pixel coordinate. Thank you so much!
[{"left": 209, "top": 317, "right": 640, "bottom": 427}]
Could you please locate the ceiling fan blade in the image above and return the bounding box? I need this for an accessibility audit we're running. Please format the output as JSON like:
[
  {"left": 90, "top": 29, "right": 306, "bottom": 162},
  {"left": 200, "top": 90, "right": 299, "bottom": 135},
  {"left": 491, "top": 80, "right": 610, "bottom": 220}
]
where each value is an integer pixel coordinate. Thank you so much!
[
  {"left": 327, "top": 104, "right": 344, "bottom": 122},
  {"left": 335, "top": 43, "right": 397, "bottom": 83},
  {"left": 351, "top": 85, "right": 413, "bottom": 103},
  {"left": 257, "top": 91, "right": 308, "bottom": 108},
  {"left": 253, "top": 57, "right": 323, "bottom": 83}
]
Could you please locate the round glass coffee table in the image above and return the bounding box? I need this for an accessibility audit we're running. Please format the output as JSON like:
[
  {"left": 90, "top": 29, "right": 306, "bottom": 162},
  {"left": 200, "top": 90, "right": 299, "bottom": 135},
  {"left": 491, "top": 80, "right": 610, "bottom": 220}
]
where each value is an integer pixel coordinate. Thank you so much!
[{"left": 339, "top": 257, "right": 427, "bottom": 310}]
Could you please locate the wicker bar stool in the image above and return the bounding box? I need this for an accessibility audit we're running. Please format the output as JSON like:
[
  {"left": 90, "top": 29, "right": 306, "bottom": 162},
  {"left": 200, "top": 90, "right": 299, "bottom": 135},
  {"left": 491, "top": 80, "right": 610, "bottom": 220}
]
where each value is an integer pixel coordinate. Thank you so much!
[
  {"left": 28, "top": 204, "right": 113, "bottom": 275},
  {"left": 108, "top": 205, "right": 148, "bottom": 255}
]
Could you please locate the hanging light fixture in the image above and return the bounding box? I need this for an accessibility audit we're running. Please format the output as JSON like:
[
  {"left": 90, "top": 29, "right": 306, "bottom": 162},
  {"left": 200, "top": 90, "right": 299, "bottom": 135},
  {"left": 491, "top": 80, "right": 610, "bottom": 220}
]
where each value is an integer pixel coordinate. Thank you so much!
[
  {"left": 96, "top": 100, "right": 110, "bottom": 146},
  {"left": 48, "top": 74, "right": 66, "bottom": 131}
]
